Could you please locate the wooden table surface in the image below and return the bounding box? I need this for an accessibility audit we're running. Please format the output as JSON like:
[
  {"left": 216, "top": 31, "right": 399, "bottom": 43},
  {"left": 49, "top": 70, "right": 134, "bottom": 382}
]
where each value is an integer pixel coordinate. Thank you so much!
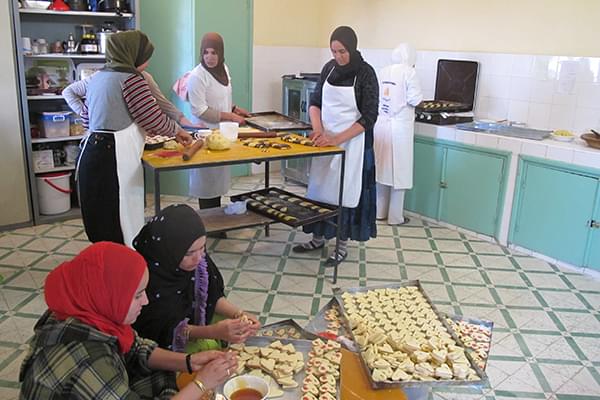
[{"left": 142, "top": 137, "right": 343, "bottom": 170}]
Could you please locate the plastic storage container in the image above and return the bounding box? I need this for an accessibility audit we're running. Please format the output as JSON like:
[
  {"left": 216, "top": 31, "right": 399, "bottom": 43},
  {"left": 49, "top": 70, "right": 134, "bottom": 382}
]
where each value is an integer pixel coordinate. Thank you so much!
[
  {"left": 39, "top": 111, "right": 71, "bottom": 138},
  {"left": 36, "top": 172, "right": 72, "bottom": 215}
]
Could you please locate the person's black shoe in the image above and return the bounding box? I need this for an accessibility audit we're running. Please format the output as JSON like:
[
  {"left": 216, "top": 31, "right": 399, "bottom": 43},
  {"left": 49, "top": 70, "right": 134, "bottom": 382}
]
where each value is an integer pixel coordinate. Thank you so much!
[
  {"left": 325, "top": 249, "right": 348, "bottom": 266},
  {"left": 292, "top": 241, "right": 325, "bottom": 253}
]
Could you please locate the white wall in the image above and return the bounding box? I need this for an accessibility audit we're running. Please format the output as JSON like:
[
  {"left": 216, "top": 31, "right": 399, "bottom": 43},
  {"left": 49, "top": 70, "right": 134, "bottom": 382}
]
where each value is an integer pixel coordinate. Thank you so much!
[{"left": 253, "top": 46, "right": 600, "bottom": 134}]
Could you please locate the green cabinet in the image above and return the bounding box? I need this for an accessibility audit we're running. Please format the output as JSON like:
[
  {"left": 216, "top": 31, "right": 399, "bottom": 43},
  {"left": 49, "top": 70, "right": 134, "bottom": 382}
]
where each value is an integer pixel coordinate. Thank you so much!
[
  {"left": 405, "top": 136, "right": 509, "bottom": 238},
  {"left": 404, "top": 140, "right": 444, "bottom": 219},
  {"left": 510, "top": 157, "right": 600, "bottom": 270},
  {"left": 441, "top": 147, "right": 506, "bottom": 236}
]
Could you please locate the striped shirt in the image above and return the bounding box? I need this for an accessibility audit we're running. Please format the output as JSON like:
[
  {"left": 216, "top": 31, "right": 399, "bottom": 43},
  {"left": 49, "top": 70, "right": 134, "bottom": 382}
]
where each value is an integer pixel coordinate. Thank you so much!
[{"left": 79, "top": 70, "right": 178, "bottom": 136}]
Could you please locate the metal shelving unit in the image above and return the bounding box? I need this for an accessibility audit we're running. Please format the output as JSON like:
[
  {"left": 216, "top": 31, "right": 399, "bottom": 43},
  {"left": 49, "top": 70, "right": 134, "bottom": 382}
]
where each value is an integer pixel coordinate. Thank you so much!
[{"left": 11, "top": 0, "right": 139, "bottom": 225}]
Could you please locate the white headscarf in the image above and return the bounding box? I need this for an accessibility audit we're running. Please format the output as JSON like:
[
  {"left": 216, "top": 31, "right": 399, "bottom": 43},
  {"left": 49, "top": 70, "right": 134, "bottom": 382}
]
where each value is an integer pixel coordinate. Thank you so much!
[{"left": 391, "top": 43, "right": 416, "bottom": 67}]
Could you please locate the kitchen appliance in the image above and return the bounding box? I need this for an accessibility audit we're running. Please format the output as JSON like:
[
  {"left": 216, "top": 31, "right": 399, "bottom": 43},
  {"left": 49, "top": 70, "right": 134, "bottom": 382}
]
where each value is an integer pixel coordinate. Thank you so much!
[
  {"left": 281, "top": 73, "right": 319, "bottom": 185},
  {"left": 98, "top": 22, "right": 116, "bottom": 54},
  {"left": 66, "top": 0, "right": 88, "bottom": 11},
  {"left": 97, "top": 0, "right": 129, "bottom": 12},
  {"left": 416, "top": 59, "right": 479, "bottom": 125}
]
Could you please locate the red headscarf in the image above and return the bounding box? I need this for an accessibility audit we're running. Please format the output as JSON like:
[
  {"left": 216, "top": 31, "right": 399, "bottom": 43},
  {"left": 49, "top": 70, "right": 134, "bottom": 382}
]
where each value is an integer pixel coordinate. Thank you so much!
[{"left": 44, "top": 242, "right": 147, "bottom": 353}]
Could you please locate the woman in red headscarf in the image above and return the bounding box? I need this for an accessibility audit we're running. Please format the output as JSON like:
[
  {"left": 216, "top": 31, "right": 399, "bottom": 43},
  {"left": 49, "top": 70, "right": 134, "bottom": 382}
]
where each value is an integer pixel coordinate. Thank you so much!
[{"left": 19, "top": 242, "right": 237, "bottom": 400}]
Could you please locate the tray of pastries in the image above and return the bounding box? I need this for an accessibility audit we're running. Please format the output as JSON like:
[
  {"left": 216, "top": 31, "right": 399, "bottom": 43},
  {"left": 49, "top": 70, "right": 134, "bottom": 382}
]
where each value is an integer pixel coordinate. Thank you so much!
[
  {"left": 334, "top": 281, "right": 488, "bottom": 389},
  {"left": 144, "top": 134, "right": 177, "bottom": 150},
  {"left": 227, "top": 337, "right": 341, "bottom": 399},
  {"left": 305, "top": 298, "right": 350, "bottom": 340},
  {"left": 257, "top": 319, "right": 318, "bottom": 341},
  {"left": 230, "top": 187, "right": 338, "bottom": 228},
  {"left": 444, "top": 314, "right": 493, "bottom": 371}
]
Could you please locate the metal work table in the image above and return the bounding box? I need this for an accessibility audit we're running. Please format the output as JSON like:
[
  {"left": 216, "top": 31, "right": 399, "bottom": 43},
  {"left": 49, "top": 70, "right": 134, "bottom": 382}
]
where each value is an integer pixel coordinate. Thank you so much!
[{"left": 142, "top": 138, "right": 346, "bottom": 283}]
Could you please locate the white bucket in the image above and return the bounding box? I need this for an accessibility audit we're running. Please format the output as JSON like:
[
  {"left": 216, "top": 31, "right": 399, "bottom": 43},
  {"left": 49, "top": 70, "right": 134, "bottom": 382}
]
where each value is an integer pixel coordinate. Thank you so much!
[{"left": 36, "top": 172, "right": 72, "bottom": 215}]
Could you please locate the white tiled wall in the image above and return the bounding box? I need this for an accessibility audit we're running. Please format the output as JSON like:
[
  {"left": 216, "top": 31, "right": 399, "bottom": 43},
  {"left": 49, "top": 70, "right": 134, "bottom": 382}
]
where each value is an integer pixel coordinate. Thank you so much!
[
  {"left": 253, "top": 46, "right": 600, "bottom": 134},
  {"left": 413, "top": 51, "right": 600, "bottom": 133}
]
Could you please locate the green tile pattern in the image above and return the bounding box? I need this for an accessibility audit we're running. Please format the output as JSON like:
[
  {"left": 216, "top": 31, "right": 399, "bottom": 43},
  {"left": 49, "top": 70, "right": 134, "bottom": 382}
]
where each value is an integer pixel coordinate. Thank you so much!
[{"left": 0, "top": 175, "right": 599, "bottom": 399}]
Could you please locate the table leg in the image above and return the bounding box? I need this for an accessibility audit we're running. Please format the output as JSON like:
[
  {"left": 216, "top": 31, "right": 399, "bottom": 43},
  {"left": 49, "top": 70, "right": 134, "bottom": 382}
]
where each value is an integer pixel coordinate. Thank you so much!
[
  {"left": 333, "top": 152, "right": 346, "bottom": 284},
  {"left": 154, "top": 170, "right": 161, "bottom": 215},
  {"left": 265, "top": 161, "right": 270, "bottom": 237}
]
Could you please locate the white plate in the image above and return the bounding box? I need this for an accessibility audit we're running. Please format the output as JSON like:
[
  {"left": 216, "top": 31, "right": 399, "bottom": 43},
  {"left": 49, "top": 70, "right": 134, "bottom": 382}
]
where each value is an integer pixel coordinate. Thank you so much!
[{"left": 551, "top": 134, "right": 575, "bottom": 142}]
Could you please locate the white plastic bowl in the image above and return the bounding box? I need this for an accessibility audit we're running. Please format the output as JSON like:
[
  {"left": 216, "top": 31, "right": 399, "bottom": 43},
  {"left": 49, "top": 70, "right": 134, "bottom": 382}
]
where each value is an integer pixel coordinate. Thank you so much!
[
  {"left": 219, "top": 122, "right": 239, "bottom": 142},
  {"left": 223, "top": 375, "right": 269, "bottom": 400}
]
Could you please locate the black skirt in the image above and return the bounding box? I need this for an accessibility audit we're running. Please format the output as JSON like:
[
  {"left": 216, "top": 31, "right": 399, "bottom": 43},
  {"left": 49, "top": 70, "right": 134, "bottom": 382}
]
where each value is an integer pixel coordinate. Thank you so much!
[{"left": 77, "top": 132, "right": 124, "bottom": 244}]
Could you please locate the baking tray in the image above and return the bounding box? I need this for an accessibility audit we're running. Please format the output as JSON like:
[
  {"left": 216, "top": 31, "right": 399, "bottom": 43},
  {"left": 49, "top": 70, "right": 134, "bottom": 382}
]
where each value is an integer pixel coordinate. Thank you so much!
[
  {"left": 257, "top": 319, "right": 318, "bottom": 340},
  {"left": 230, "top": 187, "right": 338, "bottom": 228},
  {"left": 334, "top": 281, "right": 488, "bottom": 390},
  {"left": 416, "top": 100, "right": 471, "bottom": 113},
  {"left": 223, "top": 336, "right": 339, "bottom": 400},
  {"left": 245, "top": 111, "right": 312, "bottom": 132},
  {"left": 305, "top": 298, "right": 350, "bottom": 340},
  {"left": 444, "top": 314, "right": 493, "bottom": 371}
]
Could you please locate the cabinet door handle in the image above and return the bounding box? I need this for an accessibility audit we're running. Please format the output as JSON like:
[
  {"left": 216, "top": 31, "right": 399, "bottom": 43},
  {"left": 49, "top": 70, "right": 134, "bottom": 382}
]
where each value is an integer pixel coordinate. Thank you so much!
[
  {"left": 590, "top": 220, "right": 600, "bottom": 229},
  {"left": 440, "top": 181, "right": 448, "bottom": 189},
  {"left": 300, "top": 100, "right": 306, "bottom": 112}
]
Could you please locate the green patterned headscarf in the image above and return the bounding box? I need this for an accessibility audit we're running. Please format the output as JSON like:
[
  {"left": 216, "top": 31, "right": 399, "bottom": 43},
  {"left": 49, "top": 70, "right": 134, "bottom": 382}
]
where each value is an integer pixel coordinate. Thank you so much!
[{"left": 104, "top": 30, "right": 154, "bottom": 75}]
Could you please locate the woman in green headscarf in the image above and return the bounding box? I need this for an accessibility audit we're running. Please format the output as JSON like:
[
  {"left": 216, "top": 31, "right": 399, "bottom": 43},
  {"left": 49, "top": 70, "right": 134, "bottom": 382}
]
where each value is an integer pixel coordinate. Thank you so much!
[{"left": 66, "top": 30, "right": 193, "bottom": 248}]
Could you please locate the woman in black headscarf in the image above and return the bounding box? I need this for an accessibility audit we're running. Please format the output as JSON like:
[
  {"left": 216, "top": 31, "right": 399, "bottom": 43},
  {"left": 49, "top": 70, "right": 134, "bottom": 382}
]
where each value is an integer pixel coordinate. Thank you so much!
[
  {"left": 293, "top": 26, "right": 379, "bottom": 265},
  {"left": 132, "top": 204, "right": 260, "bottom": 352}
]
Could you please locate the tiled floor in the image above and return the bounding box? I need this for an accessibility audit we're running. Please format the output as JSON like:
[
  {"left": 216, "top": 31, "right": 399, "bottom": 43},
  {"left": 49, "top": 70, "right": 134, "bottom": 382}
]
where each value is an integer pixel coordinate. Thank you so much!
[{"left": 1, "top": 174, "right": 599, "bottom": 399}]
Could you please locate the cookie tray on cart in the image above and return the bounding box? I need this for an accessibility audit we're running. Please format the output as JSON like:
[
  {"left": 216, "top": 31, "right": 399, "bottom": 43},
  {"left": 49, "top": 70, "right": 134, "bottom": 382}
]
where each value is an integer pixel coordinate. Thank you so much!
[{"left": 333, "top": 281, "right": 489, "bottom": 390}]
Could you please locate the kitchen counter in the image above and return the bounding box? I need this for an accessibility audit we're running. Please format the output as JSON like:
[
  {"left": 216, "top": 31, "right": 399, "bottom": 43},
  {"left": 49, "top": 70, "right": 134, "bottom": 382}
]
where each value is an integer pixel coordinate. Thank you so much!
[{"left": 413, "top": 122, "right": 600, "bottom": 271}]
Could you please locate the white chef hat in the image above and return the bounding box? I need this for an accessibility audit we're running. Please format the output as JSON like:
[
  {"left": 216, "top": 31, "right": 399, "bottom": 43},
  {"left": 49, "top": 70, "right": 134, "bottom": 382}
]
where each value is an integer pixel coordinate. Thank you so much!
[{"left": 391, "top": 43, "right": 416, "bottom": 67}]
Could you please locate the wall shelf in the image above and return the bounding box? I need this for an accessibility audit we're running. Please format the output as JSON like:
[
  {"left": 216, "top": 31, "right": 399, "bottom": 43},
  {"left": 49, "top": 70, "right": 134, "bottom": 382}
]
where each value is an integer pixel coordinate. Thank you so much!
[
  {"left": 19, "top": 9, "right": 133, "bottom": 18},
  {"left": 35, "top": 165, "right": 76, "bottom": 174},
  {"left": 28, "top": 94, "right": 64, "bottom": 100},
  {"left": 25, "top": 54, "right": 105, "bottom": 60},
  {"left": 32, "top": 135, "right": 83, "bottom": 144},
  {"left": 37, "top": 207, "right": 81, "bottom": 225}
]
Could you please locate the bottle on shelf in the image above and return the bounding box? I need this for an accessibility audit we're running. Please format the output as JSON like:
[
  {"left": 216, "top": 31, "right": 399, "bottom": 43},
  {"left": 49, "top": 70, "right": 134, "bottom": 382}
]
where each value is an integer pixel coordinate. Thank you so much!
[
  {"left": 66, "top": 33, "right": 78, "bottom": 54},
  {"left": 80, "top": 33, "right": 99, "bottom": 54}
]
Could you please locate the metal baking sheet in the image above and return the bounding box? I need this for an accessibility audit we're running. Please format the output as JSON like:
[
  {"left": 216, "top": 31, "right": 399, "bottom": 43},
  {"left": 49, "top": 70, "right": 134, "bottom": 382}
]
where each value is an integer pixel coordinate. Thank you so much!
[
  {"left": 245, "top": 111, "right": 312, "bottom": 132},
  {"left": 257, "top": 319, "right": 318, "bottom": 340},
  {"left": 334, "top": 281, "right": 488, "bottom": 390},
  {"left": 223, "top": 336, "right": 339, "bottom": 399},
  {"left": 305, "top": 297, "right": 350, "bottom": 339},
  {"left": 230, "top": 187, "right": 338, "bottom": 228},
  {"left": 444, "top": 314, "right": 493, "bottom": 371}
]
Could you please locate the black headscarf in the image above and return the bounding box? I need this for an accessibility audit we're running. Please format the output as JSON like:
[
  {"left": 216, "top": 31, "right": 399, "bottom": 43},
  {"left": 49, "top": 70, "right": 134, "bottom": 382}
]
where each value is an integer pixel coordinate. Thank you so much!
[
  {"left": 327, "top": 26, "right": 365, "bottom": 85},
  {"left": 104, "top": 30, "right": 154, "bottom": 76},
  {"left": 132, "top": 204, "right": 206, "bottom": 347}
]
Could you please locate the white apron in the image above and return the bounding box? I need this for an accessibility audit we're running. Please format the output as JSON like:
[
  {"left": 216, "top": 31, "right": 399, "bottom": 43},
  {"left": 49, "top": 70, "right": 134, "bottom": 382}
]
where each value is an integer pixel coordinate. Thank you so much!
[
  {"left": 307, "top": 70, "right": 364, "bottom": 208},
  {"left": 373, "top": 64, "right": 416, "bottom": 190},
  {"left": 189, "top": 65, "right": 232, "bottom": 198},
  {"left": 114, "top": 123, "right": 146, "bottom": 247}
]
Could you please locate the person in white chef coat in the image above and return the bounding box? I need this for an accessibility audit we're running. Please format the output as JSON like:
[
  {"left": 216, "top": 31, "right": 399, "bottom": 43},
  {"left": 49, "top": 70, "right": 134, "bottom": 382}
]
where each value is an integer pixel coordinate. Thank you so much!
[
  {"left": 373, "top": 43, "right": 423, "bottom": 225},
  {"left": 292, "top": 26, "right": 379, "bottom": 265},
  {"left": 185, "top": 32, "right": 250, "bottom": 211}
]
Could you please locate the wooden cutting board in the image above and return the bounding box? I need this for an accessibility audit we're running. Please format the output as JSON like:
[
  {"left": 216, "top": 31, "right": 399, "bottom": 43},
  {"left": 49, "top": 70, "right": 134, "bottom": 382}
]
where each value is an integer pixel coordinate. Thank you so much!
[{"left": 340, "top": 348, "right": 407, "bottom": 400}]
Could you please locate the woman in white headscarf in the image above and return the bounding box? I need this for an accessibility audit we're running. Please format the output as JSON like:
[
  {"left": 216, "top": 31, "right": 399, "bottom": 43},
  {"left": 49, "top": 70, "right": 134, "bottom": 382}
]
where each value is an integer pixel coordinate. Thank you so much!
[{"left": 373, "top": 43, "right": 423, "bottom": 225}]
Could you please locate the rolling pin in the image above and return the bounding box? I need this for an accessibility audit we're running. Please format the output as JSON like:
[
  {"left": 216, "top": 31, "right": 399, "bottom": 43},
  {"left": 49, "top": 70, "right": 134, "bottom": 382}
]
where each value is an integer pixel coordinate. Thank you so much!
[{"left": 182, "top": 139, "right": 204, "bottom": 161}]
